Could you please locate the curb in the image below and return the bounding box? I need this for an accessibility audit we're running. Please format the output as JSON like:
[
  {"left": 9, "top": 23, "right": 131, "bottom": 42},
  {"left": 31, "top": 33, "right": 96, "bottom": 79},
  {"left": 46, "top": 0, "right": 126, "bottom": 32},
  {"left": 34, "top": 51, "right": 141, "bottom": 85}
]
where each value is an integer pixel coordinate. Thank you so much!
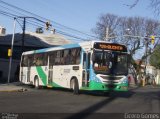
[{"left": 0, "top": 88, "right": 28, "bottom": 92}]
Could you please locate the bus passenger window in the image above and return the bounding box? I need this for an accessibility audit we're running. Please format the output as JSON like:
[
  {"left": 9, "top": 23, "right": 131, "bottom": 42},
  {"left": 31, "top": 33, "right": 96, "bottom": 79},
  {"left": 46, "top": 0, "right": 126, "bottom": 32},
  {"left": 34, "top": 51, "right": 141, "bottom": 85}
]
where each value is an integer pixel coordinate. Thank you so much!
[
  {"left": 70, "top": 48, "right": 81, "bottom": 65},
  {"left": 64, "top": 50, "right": 70, "bottom": 65},
  {"left": 33, "top": 54, "right": 43, "bottom": 66},
  {"left": 43, "top": 54, "right": 48, "bottom": 65},
  {"left": 70, "top": 49, "right": 77, "bottom": 64},
  {"left": 55, "top": 51, "right": 61, "bottom": 65},
  {"left": 33, "top": 55, "right": 37, "bottom": 66},
  {"left": 27, "top": 55, "right": 34, "bottom": 66},
  {"left": 49, "top": 52, "right": 56, "bottom": 65},
  {"left": 60, "top": 51, "right": 65, "bottom": 65},
  {"left": 75, "top": 48, "right": 81, "bottom": 64},
  {"left": 22, "top": 55, "right": 28, "bottom": 67}
]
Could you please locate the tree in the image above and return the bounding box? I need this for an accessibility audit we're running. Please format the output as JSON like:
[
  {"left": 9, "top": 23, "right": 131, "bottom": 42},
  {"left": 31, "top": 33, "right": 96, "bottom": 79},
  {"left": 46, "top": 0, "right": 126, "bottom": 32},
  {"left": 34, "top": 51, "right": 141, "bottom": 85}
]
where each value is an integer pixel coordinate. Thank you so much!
[
  {"left": 93, "top": 14, "right": 160, "bottom": 57},
  {"left": 149, "top": 45, "right": 160, "bottom": 69},
  {"left": 150, "top": 0, "right": 160, "bottom": 15},
  {"left": 93, "top": 13, "right": 160, "bottom": 80},
  {"left": 92, "top": 13, "right": 120, "bottom": 40},
  {"left": 128, "top": 0, "right": 160, "bottom": 16}
]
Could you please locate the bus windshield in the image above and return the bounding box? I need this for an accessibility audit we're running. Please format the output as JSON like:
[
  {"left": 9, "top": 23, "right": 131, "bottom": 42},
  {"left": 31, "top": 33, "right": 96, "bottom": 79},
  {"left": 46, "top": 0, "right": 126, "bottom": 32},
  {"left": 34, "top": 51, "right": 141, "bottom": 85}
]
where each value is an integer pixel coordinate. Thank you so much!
[{"left": 93, "top": 50, "right": 128, "bottom": 75}]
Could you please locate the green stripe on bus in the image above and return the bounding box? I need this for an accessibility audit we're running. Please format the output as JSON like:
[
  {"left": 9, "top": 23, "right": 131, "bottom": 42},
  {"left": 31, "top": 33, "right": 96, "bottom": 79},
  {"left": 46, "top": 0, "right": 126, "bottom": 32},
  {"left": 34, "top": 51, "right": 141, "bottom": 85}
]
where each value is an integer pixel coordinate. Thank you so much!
[
  {"left": 50, "top": 82, "right": 63, "bottom": 88},
  {"left": 36, "top": 66, "right": 47, "bottom": 85},
  {"left": 81, "top": 80, "right": 108, "bottom": 91},
  {"left": 89, "top": 80, "right": 108, "bottom": 90}
]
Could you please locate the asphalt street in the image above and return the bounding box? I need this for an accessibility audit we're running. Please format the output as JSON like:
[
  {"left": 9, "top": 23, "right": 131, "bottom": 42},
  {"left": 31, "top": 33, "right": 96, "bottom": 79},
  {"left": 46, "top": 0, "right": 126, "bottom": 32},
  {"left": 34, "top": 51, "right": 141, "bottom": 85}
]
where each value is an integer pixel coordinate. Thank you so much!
[{"left": 0, "top": 85, "right": 159, "bottom": 119}]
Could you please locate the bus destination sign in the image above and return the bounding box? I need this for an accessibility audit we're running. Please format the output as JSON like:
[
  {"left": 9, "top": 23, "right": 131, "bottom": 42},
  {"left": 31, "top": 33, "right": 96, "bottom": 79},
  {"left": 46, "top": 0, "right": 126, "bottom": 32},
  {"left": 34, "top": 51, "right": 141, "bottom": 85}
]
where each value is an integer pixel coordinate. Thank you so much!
[{"left": 94, "top": 43, "right": 127, "bottom": 52}]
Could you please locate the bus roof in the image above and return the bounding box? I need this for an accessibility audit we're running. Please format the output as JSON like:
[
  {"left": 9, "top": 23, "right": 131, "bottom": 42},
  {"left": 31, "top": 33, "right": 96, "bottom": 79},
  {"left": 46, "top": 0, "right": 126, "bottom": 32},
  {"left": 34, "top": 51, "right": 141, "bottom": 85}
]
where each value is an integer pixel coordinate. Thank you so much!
[{"left": 22, "top": 40, "right": 127, "bottom": 55}]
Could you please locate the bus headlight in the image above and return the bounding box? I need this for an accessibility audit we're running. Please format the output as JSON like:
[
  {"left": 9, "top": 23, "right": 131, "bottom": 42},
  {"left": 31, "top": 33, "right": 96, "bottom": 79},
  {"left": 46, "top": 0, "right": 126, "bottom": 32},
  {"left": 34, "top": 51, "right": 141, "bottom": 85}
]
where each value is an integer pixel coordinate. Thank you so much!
[{"left": 121, "top": 78, "right": 128, "bottom": 84}]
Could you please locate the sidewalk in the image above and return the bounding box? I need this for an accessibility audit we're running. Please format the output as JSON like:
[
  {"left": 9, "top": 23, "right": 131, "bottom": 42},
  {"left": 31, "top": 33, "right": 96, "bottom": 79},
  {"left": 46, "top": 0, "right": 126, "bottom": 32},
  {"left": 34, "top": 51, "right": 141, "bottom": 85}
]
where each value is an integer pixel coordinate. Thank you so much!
[{"left": 0, "top": 82, "right": 27, "bottom": 92}]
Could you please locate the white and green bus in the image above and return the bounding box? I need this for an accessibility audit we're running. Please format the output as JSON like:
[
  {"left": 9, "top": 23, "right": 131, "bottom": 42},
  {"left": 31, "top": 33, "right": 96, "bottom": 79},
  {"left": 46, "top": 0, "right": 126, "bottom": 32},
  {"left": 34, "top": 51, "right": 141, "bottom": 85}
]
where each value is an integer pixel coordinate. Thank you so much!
[{"left": 20, "top": 41, "right": 129, "bottom": 94}]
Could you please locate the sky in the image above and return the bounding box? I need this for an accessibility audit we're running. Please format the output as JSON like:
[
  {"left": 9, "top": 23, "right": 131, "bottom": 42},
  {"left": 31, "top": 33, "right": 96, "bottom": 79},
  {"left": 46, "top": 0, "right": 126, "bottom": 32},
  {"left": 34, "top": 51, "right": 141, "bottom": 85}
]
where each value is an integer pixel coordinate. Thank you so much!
[{"left": 0, "top": 0, "right": 157, "bottom": 37}]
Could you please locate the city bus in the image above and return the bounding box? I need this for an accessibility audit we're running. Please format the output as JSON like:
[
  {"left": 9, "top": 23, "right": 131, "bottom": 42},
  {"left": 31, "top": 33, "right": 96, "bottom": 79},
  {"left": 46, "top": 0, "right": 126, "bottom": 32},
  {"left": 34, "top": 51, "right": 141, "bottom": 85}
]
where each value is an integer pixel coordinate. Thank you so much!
[{"left": 20, "top": 41, "right": 129, "bottom": 94}]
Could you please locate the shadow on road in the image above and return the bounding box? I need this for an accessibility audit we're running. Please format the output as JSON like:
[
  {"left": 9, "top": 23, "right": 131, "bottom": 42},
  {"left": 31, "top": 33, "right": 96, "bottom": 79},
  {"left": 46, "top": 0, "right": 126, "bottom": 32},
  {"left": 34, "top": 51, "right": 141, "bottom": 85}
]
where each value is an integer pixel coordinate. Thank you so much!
[
  {"left": 64, "top": 90, "right": 135, "bottom": 119},
  {"left": 65, "top": 97, "right": 116, "bottom": 119}
]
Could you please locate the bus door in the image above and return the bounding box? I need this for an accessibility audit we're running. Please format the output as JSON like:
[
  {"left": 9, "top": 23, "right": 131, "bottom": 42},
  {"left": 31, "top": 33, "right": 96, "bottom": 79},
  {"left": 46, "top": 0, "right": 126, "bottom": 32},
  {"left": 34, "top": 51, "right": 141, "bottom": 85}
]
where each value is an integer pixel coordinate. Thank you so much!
[
  {"left": 48, "top": 55, "right": 53, "bottom": 85},
  {"left": 82, "top": 52, "right": 90, "bottom": 87}
]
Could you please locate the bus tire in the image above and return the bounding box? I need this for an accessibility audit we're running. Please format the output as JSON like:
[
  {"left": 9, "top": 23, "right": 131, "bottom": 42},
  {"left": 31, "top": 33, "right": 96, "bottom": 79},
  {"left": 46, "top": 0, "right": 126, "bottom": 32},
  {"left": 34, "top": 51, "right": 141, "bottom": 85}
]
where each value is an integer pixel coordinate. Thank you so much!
[
  {"left": 71, "top": 78, "right": 79, "bottom": 95},
  {"left": 34, "top": 76, "right": 39, "bottom": 89},
  {"left": 104, "top": 92, "right": 110, "bottom": 96}
]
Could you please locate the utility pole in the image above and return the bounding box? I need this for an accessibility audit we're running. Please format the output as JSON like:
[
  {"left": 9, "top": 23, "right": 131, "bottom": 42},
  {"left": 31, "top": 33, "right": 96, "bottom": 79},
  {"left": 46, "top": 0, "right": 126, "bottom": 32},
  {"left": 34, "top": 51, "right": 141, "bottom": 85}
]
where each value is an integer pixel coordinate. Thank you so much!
[
  {"left": 105, "top": 27, "right": 109, "bottom": 41},
  {"left": 19, "top": 17, "right": 51, "bottom": 52},
  {"left": 144, "top": 36, "right": 149, "bottom": 75},
  {"left": 21, "top": 17, "right": 26, "bottom": 53},
  {"left": 7, "top": 18, "right": 16, "bottom": 83},
  {"left": 7, "top": 17, "right": 50, "bottom": 83}
]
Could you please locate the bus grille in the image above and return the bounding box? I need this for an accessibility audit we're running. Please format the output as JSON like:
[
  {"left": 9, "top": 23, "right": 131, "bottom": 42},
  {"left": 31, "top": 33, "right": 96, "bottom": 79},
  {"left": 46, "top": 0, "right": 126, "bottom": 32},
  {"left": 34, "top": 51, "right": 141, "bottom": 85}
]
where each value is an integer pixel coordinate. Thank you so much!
[
  {"left": 103, "top": 80, "right": 119, "bottom": 84},
  {"left": 107, "top": 84, "right": 117, "bottom": 89},
  {"left": 100, "top": 76, "right": 123, "bottom": 80}
]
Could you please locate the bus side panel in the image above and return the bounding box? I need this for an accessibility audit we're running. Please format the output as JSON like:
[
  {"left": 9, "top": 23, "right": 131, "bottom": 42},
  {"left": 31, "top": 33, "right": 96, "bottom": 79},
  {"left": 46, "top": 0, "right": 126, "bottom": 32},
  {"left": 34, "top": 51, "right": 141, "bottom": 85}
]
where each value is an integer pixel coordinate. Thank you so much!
[
  {"left": 21, "top": 66, "right": 48, "bottom": 86},
  {"left": 52, "top": 65, "right": 82, "bottom": 89},
  {"left": 20, "top": 67, "right": 28, "bottom": 84},
  {"left": 34, "top": 66, "right": 48, "bottom": 86}
]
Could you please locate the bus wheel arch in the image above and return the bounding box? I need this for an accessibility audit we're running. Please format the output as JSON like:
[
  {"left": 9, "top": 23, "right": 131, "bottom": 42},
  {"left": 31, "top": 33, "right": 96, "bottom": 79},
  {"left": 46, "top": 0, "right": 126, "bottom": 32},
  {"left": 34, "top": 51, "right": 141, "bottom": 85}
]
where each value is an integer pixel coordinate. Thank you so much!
[
  {"left": 34, "top": 75, "right": 39, "bottom": 89},
  {"left": 70, "top": 77, "right": 79, "bottom": 95}
]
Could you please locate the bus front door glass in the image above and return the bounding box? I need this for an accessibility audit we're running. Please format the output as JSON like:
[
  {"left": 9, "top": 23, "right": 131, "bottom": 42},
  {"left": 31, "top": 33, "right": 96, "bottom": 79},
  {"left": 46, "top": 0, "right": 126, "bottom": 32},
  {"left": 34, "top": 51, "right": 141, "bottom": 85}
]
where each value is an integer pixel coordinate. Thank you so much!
[{"left": 82, "top": 52, "right": 90, "bottom": 87}]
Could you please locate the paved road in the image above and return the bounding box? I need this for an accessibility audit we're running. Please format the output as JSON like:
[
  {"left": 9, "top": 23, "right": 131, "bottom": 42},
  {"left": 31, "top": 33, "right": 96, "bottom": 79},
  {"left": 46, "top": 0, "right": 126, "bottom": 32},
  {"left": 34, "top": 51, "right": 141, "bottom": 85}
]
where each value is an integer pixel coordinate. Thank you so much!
[{"left": 0, "top": 85, "right": 159, "bottom": 118}]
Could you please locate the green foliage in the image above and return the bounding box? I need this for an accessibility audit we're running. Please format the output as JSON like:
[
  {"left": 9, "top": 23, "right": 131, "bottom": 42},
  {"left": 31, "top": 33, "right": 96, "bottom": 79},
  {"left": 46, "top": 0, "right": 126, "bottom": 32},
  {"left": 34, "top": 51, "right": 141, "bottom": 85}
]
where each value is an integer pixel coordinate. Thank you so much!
[{"left": 149, "top": 45, "right": 160, "bottom": 69}]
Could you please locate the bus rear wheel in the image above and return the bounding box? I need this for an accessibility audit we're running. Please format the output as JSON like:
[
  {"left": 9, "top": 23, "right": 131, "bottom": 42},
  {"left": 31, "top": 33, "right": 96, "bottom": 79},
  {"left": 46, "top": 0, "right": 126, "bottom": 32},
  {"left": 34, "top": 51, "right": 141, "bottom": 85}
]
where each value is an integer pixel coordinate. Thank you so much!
[
  {"left": 71, "top": 78, "right": 79, "bottom": 95},
  {"left": 34, "top": 76, "right": 39, "bottom": 89}
]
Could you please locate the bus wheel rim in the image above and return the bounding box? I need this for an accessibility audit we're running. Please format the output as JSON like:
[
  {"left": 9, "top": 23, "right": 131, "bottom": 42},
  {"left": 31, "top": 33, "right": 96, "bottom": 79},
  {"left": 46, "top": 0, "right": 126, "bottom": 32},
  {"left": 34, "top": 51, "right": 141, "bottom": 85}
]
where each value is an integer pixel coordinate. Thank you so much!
[
  {"left": 35, "top": 80, "right": 38, "bottom": 87},
  {"left": 72, "top": 81, "right": 75, "bottom": 90}
]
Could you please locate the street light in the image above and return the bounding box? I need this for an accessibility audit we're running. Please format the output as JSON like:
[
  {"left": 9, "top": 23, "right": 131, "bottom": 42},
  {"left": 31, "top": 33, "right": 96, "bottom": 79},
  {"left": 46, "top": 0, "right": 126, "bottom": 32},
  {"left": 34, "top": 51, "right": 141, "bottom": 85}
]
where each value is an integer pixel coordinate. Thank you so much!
[
  {"left": 125, "top": 28, "right": 131, "bottom": 32},
  {"left": 125, "top": 28, "right": 133, "bottom": 35}
]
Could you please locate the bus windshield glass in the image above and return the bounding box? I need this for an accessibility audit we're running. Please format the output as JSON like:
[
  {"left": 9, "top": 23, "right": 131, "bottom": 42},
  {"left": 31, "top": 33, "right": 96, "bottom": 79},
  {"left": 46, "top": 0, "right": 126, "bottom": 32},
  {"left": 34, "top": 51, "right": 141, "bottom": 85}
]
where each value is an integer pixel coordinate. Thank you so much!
[{"left": 93, "top": 50, "right": 128, "bottom": 75}]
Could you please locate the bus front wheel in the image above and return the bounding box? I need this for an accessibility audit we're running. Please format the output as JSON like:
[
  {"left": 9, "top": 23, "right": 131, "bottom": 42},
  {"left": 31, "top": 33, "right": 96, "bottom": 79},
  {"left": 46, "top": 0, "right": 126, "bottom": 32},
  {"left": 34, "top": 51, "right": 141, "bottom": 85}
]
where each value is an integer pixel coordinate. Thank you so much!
[
  {"left": 71, "top": 78, "right": 79, "bottom": 95},
  {"left": 104, "top": 92, "right": 110, "bottom": 96}
]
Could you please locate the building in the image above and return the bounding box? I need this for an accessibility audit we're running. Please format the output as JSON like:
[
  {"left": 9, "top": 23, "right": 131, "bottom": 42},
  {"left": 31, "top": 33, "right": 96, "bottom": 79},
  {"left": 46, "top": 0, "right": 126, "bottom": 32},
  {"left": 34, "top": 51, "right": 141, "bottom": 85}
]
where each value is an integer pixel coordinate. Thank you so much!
[
  {"left": 135, "top": 59, "right": 160, "bottom": 85},
  {"left": 0, "top": 26, "right": 6, "bottom": 36},
  {"left": 0, "top": 31, "right": 72, "bottom": 82}
]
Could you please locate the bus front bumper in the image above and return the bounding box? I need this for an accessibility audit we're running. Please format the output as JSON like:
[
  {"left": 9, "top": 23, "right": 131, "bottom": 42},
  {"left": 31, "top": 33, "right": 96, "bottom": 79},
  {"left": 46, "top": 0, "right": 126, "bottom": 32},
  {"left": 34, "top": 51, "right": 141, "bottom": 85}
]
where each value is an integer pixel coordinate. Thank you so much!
[{"left": 81, "top": 81, "right": 128, "bottom": 92}]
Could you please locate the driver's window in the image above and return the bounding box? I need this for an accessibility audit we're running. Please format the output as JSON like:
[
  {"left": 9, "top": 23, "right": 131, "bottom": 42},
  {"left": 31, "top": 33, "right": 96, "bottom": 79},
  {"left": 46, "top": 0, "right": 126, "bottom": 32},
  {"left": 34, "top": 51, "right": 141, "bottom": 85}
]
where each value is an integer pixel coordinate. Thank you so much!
[
  {"left": 93, "top": 52, "right": 102, "bottom": 67},
  {"left": 93, "top": 51, "right": 112, "bottom": 72}
]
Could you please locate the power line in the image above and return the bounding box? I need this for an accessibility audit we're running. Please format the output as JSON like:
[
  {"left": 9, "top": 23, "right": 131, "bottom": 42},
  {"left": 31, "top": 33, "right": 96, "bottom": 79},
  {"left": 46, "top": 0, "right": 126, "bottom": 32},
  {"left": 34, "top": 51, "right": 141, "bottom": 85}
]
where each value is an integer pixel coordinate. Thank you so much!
[
  {"left": 0, "top": 4, "right": 26, "bottom": 17},
  {"left": 56, "top": 30, "right": 89, "bottom": 41},
  {"left": 0, "top": 10, "right": 18, "bottom": 18},
  {"left": 0, "top": 10, "right": 89, "bottom": 41},
  {"left": 16, "top": 19, "right": 23, "bottom": 29},
  {"left": 0, "top": 10, "right": 42, "bottom": 31},
  {"left": 0, "top": 13, "right": 91, "bottom": 41},
  {"left": 0, "top": 0, "right": 98, "bottom": 39},
  {"left": 0, "top": 11, "right": 13, "bottom": 18},
  {"left": 0, "top": 4, "right": 46, "bottom": 29}
]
